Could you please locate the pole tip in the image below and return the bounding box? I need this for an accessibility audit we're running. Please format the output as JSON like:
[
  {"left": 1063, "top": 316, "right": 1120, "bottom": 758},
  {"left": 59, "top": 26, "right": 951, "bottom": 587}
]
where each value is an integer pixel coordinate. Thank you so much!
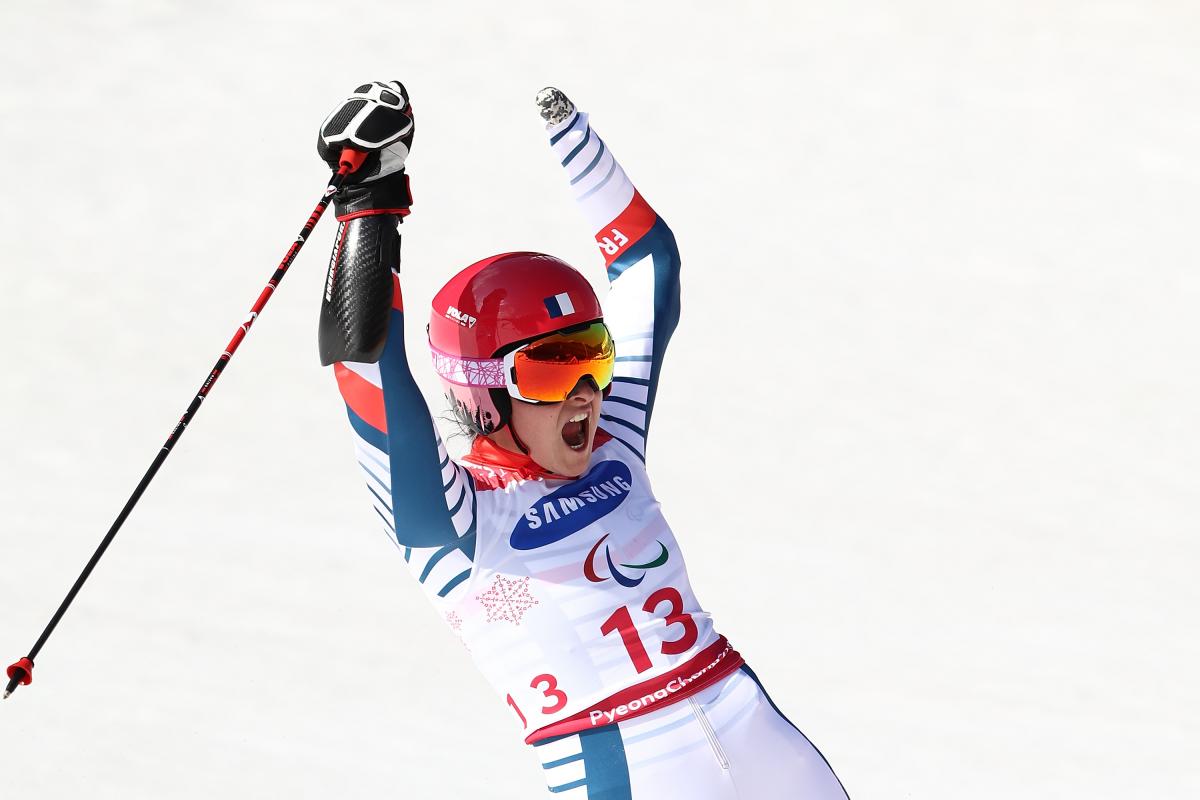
[{"left": 2, "top": 689, "right": 10, "bottom": 700}]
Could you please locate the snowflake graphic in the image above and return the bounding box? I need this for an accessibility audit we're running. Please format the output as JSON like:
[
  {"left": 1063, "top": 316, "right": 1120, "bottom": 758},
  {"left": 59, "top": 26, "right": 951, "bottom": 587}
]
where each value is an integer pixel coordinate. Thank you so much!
[{"left": 477, "top": 575, "right": 539, "bottom": 625}]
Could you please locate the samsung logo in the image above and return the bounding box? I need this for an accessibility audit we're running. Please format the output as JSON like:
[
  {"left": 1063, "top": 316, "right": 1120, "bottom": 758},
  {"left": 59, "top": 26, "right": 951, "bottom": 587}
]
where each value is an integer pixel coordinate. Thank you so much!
[{"left": 510, "top": 461, "right": 634, "bottom": 550}]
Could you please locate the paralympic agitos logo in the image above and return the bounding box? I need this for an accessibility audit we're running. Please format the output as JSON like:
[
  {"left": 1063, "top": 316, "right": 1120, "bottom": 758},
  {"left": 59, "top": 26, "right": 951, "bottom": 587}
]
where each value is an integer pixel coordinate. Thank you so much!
[
  {"left": 584, "top": 534, "right": 670, "bottom": 587},
  {"left": 509, "top": 460, "right": 635, "bottom": 550}
]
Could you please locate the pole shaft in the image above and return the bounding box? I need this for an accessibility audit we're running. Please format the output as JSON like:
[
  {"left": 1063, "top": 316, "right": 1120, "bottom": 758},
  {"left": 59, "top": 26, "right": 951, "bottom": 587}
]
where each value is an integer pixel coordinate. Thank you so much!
[{"left": 20, "top": 166, "right": 351, "bottom": 666}]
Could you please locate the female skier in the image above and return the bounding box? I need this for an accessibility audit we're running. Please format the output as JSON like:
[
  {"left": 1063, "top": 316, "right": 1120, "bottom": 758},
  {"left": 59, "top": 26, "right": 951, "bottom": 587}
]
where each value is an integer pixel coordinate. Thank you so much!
[{"left": 314, "top": 81, "right": 848, "bottom": 799}]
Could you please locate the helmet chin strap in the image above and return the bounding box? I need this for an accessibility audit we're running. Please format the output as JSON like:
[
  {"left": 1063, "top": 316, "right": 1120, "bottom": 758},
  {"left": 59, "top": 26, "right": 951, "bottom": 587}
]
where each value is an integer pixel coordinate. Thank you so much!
[{"left": 506, "top": 416, "right": 532, "bottom": 456}]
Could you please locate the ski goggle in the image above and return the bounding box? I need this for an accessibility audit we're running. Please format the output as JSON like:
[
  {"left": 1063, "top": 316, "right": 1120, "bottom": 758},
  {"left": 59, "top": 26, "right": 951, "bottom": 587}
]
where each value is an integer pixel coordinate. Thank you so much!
[
  {"left": 430, "top": 321, "right": 615, "bottom": 404},
  {"left": 503, "top": 322, "right": 615, "bottom": 403}
]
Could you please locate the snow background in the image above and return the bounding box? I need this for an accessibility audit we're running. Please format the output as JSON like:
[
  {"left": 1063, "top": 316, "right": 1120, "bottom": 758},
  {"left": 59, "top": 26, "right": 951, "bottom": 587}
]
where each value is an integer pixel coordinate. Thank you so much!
[{"left": 1, "top": 1, "right": 1197, "bottom": 797}]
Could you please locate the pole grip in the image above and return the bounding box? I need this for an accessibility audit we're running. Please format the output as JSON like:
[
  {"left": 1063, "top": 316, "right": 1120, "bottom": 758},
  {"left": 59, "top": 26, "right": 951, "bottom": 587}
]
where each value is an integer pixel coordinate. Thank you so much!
[{"left": 339, "top": 147, "right": 368, "bottom": 173}]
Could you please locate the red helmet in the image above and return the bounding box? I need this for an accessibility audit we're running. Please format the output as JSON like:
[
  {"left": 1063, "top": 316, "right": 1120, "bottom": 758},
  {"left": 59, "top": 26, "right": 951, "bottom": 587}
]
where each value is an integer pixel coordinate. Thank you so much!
[{"left": 429, "top": 252, "right": 604, "bottom": 434}]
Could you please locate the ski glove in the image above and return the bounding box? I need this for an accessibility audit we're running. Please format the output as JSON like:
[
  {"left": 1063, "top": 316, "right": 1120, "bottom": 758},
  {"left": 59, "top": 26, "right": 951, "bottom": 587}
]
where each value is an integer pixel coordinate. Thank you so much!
[{"left": 317, "top": 80, "right": 415, "bottom": 217}]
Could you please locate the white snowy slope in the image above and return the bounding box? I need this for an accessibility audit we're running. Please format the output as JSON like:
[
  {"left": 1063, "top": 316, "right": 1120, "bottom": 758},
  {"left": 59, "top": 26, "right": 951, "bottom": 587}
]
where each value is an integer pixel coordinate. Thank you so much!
[{"left": 1, "top": 1, "right": 1198, "bottom": 798}]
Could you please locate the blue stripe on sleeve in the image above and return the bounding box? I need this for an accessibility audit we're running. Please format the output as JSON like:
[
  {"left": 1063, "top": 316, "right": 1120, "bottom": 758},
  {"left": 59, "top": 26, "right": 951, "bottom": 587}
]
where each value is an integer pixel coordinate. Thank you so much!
[
  {"left": 460, "top": 489, "right": 479, "bottom": 541},
  {"left": 548, "top": 779, "right": 587, "bottom": 794},
  {"left": 541, "top": 753, "right": 585, "bottom": 769},
  {"left": 346, "top": 406, "right": 389, "bottom": 455},
  {"left": 373, "top": 505, "right": 395, "bottom": 533},
  {"left": 358, "top": 460, "right": 390, "bottom": 493},
  {"left": 358, "top": 445, "right": 391, "bottom": 478},
  {"left": 579, "top": 155, "right": 618, "bottom": 200},
  {"left": 570, "top": 140, "right": 607, "bottom": 185},
  {"left": 603, "top": 430, "right": 647, "bottom": 463},
  {"left": 561, "top": 126, "right": 592, "bottom": 166},
  {"left": 602, "top": 395, "right": 647, "bottom": 411},
  {"left": 549, "top": 111, "right": 581, "bottom": 145},
  {"left": 437, "top": 568, "right": 472, "bottom": 597},
  {"left": 600, "top": 414, "right": 646, "bottom": 438},
  {"left": 446, "top": 484, "right": 468, "bottom": 517},
  {"left": 419, "top": 541, "right": 457, "bottom": 583},
  {"left": 366, "top": 483, "right": 393, "bottom": 516}
]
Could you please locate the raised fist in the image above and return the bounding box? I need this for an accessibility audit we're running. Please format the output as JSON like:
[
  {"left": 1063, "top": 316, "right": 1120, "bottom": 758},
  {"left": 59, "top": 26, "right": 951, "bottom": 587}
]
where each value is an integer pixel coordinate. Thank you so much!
[
  {"left": 317, "top": 81, "right": 414, "bottom": 184},
  {"left": 535, "top": 86, "right": 576, "bottom": 126}
]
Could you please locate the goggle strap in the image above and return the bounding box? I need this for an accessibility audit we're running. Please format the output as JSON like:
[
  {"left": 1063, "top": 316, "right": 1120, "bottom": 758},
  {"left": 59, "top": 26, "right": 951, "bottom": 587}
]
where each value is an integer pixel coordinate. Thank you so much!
[{"left": 430, "top": 345, "right": 507, "bottom": 388}]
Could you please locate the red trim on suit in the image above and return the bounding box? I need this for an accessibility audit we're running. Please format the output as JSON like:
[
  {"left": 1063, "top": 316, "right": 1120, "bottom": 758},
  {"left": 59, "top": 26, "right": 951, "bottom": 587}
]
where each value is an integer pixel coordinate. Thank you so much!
[
  {"left": 596, "top": 190, "right": 657, "bottom": 266},
  {"left": 334, "top": 364, "right": 388, "bottom": 433}
]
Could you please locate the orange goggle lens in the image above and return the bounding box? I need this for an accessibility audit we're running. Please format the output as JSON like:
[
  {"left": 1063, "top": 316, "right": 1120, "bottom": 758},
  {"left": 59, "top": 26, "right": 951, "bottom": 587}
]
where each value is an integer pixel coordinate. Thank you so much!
[{"left": 510, "top": 322, "right": 615, "bottom": 402}]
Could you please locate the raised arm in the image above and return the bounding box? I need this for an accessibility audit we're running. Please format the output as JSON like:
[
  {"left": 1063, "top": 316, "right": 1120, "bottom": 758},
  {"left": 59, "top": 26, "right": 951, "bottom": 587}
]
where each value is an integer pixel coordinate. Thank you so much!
[
  {"left": 538, "top": 88, "right": 681, "bottom": 463},
  {"left": 317, "top": 82, "right": 476, "bottom": 602}
]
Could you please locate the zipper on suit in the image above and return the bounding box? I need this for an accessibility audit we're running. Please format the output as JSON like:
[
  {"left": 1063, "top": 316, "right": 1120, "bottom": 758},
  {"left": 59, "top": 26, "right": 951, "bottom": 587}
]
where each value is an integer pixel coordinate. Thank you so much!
[{"left": 688, "top": 697, "right": 730, "bottom": 770}]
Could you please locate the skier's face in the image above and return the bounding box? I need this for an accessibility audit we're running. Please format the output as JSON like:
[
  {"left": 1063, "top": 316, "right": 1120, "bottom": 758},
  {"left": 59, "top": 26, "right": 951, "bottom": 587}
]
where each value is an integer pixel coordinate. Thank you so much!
[{"left": 509, "top": 377, "right": 602, "bottom": 478}]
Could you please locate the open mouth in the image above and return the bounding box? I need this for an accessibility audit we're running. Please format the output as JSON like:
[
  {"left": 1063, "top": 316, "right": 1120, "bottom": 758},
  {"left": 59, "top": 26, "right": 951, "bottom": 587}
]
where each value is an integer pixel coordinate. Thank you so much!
[{"left": 561, "top": 412, "right": 590, "bottom": 451}]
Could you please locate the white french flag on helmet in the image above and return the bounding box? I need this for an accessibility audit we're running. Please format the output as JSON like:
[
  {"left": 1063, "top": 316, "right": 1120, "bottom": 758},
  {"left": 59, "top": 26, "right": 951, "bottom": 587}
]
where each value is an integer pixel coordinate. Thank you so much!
[{"left": 543, "top": 292, "right": 576, "bottom": 319}]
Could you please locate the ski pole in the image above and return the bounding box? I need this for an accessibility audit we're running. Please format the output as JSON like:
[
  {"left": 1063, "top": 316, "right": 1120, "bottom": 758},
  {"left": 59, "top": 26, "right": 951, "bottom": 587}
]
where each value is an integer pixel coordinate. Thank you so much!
[{"left": 4, "top": 147, "right": 369, "bottom": 700}]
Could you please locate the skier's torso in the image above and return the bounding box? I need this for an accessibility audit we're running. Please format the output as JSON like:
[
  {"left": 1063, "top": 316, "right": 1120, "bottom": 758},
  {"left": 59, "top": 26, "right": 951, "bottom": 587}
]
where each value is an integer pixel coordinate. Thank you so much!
[{"left": 414, "top": 433, "right": 741, "bottom": 742}]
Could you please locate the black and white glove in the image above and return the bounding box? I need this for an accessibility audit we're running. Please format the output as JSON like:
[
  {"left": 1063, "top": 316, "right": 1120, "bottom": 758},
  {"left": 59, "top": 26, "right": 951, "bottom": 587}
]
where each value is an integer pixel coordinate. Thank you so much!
[
  {"left": 317, "top": 80, "right": 415, "bottom": 217},
  {"left": 535, "top": 86, "right": 576, "bottom": 127}
]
